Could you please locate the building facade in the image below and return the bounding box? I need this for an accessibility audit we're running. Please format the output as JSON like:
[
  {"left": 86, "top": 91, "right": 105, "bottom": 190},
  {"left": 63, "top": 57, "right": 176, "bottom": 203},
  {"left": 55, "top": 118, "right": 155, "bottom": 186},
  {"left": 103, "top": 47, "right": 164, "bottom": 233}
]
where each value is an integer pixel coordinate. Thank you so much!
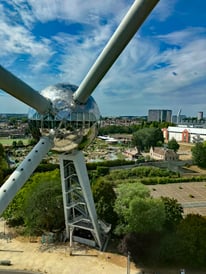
[
  {"left": 163, "top": 126, "right": 206, "bottom": 143},
  {"left": 148, "top": 109, "right": 172, "bottom": 122},
  {"left": 150, "top": 147, "right": 179, "bottom": 161},
  {"left": 197, "top": 111, "right": 203, "bottom": 121}
]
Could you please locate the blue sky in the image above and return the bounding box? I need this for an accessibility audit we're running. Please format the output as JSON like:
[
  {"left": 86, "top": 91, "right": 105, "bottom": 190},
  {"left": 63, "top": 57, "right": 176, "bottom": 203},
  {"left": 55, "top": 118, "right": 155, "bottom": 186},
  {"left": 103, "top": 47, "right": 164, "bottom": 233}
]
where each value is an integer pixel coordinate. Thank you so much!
[{"left": 0, "top": 0, "right": 206, "bottom": 117}]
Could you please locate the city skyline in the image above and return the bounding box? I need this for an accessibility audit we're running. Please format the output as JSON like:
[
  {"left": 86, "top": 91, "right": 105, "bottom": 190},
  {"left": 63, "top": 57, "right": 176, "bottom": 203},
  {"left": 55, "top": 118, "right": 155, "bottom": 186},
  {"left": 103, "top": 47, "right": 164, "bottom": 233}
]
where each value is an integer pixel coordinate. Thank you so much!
[{"left": 0, "top": 1, "right": 206, "bottom": 116}]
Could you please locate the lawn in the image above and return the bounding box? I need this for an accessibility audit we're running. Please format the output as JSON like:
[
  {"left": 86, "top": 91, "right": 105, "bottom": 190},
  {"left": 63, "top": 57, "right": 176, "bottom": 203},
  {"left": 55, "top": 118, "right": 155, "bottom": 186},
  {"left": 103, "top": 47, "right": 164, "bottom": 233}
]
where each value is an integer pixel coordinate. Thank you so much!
[{"left": 0, "top": 138, "right": 30, "bottom": 146}]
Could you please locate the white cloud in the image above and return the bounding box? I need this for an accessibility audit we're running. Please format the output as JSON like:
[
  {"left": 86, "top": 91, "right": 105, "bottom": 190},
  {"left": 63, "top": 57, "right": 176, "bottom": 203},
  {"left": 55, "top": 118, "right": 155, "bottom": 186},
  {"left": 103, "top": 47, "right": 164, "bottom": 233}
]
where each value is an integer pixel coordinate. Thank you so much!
[
  {"left": 152, "top": 0, "right": 178, "bottom": 21},
  {"left": 25, "top": 0, "right": 129, "bottom": 25},
  {"left": 0, "top": 1, "right": 57, "bottom": 75},
  {"left": 0, "top": 15, "right": 54, "bottom": 72},
  {"left": 157, "top": 27, "right": 206, "bottom": 46},
  {"left": 8, "top": 0, "right": 35, "bottom": 29},
  {"left": 91, "top": 26, "right": 206, "bottom": 116},
  {"left": 0, "top": 1, "right": 206, "bottom": 117}
]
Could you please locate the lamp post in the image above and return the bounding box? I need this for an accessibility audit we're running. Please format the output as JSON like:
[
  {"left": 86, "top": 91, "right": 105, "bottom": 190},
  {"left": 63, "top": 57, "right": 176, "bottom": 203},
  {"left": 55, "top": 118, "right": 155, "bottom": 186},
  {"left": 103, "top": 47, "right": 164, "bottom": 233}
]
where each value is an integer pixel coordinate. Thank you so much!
[{"left": 127, "top": 251, "right": 131, "bottom": 274}]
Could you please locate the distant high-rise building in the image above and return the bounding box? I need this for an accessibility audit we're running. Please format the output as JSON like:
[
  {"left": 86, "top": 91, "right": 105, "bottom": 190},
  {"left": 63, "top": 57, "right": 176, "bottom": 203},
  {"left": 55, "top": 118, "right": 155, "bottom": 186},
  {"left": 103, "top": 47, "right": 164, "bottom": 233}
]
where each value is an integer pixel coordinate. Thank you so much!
[
  {"left": 172, "top": 114, "right": 186, "bottom": 124},
  {"left": 148, "top": 109, "right": 172, "bottom": 122},
  {"left": 197, "top": 111, "right": 203, "bottom": 121}
]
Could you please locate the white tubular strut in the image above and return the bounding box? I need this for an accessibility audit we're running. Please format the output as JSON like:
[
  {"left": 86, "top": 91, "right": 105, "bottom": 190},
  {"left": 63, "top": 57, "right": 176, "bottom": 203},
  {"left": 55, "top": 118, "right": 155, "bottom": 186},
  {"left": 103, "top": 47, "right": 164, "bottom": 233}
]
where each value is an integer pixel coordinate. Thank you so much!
[
  {"left": 0, "top": 65, "right": 53, "bottom": 115},
  {"left": 73, "top": 0, "right": 159, "bottom": 104},
  {"left": 0, "top": 136, "right": 54, "bottom": 215}
]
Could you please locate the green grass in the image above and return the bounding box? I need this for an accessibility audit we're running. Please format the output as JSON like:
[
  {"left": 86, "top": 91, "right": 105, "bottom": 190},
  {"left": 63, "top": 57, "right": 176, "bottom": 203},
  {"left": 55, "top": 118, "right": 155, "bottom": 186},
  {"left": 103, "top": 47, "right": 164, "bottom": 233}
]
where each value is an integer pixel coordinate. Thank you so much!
[{"left": 0, "top": 138, "right": 30, "bottom": 146}]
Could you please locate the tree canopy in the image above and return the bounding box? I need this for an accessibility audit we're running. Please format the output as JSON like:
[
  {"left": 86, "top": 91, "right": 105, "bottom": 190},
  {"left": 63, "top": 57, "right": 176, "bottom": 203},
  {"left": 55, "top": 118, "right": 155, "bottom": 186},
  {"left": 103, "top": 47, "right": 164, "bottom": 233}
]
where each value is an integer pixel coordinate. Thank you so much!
[
  {"left": 114, "top": 182, "right": 166, "bottom": 234},
  {"left": 98, "top": 121, "right": 175, "bottom": 135},
  {"left": 159, "top": 214, "right": 206, "bottom": 268},
  {"left": 3, "top": 169, "right": 64, "bottom": 235},
  {"left": 174, "top": 214, "right": 206, "bottom": 267},
  {"left": 92, "top": 178, "right": 117, "bottom": 227},
  {"left": 191, "top": 142, "right": 206, "bottom": 168},
  {"left": 0, "top": 143, "right": 8, "bottom": 184},
  {"left": 23, "top": 173, "right": 64, "bottom": 234},
  {"left": 127, "top": 197, "right": 165, "bottom": 233},
  {"left": 132, "top": 127, "right": 164, "bottom": 151},
  {"left": 161, "top": 196, "right": 183, "bottom": 231},
  {"left": 167, "top": 138, "right": 180, "bottom": 152}
]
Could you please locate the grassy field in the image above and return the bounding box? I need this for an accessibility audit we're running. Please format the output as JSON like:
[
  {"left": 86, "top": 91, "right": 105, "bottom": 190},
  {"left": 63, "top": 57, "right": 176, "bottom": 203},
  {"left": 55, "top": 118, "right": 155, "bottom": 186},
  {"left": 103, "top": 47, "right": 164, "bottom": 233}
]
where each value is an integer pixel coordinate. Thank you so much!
[{"left": 0, "top": 138, "right": 30, "bottom": 146}]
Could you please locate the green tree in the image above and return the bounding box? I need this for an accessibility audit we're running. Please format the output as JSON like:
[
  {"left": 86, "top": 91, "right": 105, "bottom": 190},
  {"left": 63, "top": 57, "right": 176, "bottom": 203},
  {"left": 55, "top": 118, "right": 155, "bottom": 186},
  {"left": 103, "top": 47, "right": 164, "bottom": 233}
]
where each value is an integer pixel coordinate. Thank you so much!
[
  {"left": 114, "top": 183, "right": 150, "bottom": 218},
  {"left": 96, "top": 166, "right": 110, "bottom": 176},
  {"left": 12, "top": 141, "right": 17, "bottom": 148},
  {"left": 159, "top": 214, "right": 206, "bottom": 267},
  {"left": 132, "top": 127, "right": 164, "bottom": 151},
  {"left": 17, "top": 140, "right": 24, "bottom": 147},
  {"left": 191, "top": 142, "right": 206, "bottom": 168},
  {"left": 115, "top": 183, "right": 166, "bottom": 234},
  {"left": 0, "top": 143, "right": 8, "bottom": 184},
  {"left": 167, "top": 138, "right": 180, "bottom": 152},
  {"left": 161, "top": 197, "right": 183, "bottom": 231},
  {"left": 0, "top": 143, "right": 4, "bottom": 157},
  {"left": 175, "top": 214, "right": 206, "bottom": 267},
  {"left": 4, "top": 170, "right": 64, "bottom": 234},
  {"left": 132, "top": 131, "right": 143, "bottom": 151},
  {"left": 92, "top": 178, "right": 117, "bottom": 227},
  {"left": 23, "top": 171, "right": 64, "bottom": 234},
  {"left": 8, "top": 117, "right": 17, "bottom": 126},
  {"left": 127, "top": 197, "right": 165, "bottom": 233}
]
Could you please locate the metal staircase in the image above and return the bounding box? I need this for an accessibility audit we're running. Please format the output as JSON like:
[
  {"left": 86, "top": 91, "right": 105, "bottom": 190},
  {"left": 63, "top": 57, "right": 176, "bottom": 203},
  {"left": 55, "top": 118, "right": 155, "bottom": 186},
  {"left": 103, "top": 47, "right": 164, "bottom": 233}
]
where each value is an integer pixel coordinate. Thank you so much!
[{"left": 59, "top": 150, "right": 110, "bottom": 250}]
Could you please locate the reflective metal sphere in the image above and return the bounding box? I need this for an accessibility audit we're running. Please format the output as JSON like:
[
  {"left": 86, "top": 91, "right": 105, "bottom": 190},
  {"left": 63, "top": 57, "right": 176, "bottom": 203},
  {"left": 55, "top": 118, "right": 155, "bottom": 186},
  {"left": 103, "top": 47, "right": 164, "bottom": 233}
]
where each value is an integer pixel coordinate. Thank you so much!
[{"left": 28, "top": 83, "right": 100, "bottom": 152}]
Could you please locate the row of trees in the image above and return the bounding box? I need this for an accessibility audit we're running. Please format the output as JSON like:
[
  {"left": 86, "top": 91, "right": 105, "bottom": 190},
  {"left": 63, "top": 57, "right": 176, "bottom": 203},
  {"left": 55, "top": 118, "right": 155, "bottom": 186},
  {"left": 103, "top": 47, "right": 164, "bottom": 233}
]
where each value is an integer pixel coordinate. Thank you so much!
[
  {"left": 12, "top": 140, "right": 24, "bottom": 148},
  {"left": 98, "top": 121, "right": 174, "bottom": 135}
]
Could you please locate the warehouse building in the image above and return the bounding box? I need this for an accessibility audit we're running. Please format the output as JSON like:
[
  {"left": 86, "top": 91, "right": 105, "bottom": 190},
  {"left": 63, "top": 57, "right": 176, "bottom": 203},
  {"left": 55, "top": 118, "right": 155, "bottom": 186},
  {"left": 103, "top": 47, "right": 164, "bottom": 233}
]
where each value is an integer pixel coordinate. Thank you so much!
[{"left": 163, "top": 126, "right": 206, "bottom": 143}]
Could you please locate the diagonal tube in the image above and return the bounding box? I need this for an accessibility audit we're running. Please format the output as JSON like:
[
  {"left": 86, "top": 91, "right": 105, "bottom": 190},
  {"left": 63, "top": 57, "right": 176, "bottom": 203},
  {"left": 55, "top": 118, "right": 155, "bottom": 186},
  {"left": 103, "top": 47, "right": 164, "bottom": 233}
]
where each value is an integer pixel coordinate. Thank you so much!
[
  {"left": 73, "top": 0, "right": 159, "bottom": 104},
  {"left": 0, "top": 65, "right": 53, "bottom": 114},
  {"left": 0, "top": 136, "right": 54, "bottom": 215}
]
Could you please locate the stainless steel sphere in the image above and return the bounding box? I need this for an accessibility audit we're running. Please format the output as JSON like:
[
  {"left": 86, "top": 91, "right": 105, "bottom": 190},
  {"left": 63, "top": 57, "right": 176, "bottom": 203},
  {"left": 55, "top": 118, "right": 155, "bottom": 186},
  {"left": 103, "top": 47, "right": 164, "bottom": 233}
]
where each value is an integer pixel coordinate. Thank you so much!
[{"left": 28, "top": 83, "right": 100, "bottom": 152}]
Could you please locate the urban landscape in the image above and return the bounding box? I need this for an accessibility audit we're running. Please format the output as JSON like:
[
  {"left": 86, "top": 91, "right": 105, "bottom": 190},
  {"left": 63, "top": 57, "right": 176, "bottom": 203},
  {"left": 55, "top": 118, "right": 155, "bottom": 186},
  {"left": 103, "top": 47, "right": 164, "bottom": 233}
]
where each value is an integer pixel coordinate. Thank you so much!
[
  {"left": 0, "top": 0, "right": 206, "bottom": 274},
  {"left": 1, "top": 110, "right": 206, "bottom": 273}
]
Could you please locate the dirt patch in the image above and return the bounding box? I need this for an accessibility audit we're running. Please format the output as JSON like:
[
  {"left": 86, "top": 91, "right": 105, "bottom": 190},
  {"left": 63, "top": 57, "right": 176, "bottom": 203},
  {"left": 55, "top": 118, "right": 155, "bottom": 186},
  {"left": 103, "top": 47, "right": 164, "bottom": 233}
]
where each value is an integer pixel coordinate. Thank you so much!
[
  {"left": 184, "top": 165, "right": 206, "bottom": 174},
  {"left": 0, "top": 226, "right": 140, "bottom": 274},
  {"left": 178, "top": 142, "right": 193, "bottom": 161}
]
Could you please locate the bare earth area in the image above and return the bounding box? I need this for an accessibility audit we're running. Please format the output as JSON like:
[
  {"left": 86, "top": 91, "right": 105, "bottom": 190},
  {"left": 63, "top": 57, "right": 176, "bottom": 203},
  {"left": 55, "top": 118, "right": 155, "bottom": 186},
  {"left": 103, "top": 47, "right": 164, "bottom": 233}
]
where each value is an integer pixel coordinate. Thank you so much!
[
  {"left": 0, "top": 233, "right": 140, "bottom": 274},
  {"left": 0, "top": 236, "right": 205, "bottom": 274},
  {"left": 177, "top": 142, "right": 193, "bottom": 161}
]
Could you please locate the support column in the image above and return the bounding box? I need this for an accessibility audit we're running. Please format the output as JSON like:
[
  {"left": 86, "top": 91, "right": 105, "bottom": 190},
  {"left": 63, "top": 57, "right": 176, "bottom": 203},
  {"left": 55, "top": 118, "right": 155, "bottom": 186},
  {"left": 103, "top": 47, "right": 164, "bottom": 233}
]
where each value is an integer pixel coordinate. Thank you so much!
[{"left": 60, "top": 150, "right": 110, "bottom": 250}]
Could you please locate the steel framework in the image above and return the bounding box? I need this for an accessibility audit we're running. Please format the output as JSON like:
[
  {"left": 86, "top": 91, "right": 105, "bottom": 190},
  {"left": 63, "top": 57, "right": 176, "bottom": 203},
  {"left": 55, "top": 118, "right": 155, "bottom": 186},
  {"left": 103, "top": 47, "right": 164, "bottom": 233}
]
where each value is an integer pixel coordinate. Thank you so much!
[{"left": 60, "top": 150, "right": 110, "bottom": 250}]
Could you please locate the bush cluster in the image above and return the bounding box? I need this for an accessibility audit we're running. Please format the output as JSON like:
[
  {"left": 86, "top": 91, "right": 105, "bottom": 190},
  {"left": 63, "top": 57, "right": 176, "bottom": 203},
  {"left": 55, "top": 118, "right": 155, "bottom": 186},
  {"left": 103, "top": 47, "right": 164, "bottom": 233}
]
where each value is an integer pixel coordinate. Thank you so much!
[
  {"left": 140, "top": 175, "right": 206, "bottom": 185},
  {"left": 86, "top": 159, "right": 135, "bottom": 170}
]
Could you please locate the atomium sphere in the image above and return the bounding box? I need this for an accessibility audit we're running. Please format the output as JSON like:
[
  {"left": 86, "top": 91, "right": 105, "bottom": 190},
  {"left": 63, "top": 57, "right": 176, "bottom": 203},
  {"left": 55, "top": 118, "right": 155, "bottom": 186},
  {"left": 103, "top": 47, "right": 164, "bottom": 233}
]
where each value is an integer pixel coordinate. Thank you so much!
[{"left": 28, "top": 83, "right": 100, "bottom": 152}]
